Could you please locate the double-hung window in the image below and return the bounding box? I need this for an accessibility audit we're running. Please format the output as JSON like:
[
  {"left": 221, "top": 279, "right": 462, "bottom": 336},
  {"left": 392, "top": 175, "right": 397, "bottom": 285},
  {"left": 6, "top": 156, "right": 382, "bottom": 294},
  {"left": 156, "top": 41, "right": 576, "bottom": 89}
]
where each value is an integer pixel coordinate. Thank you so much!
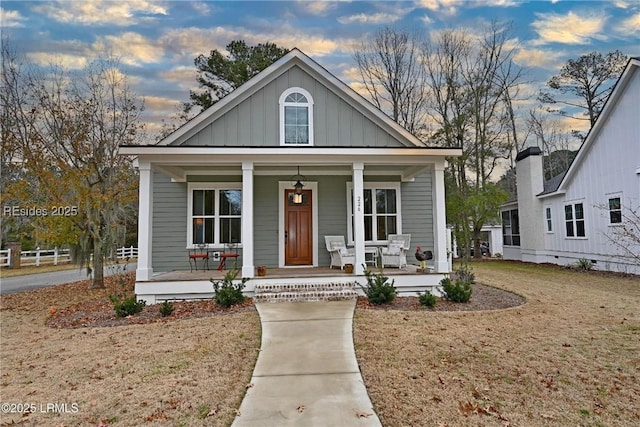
[
  {"left": 545, "top": 206, "right": 553, "bottom": 232},
  {"left": 189, "top": 184, "right": 242, "bottom": 246},
  {"left": 608, "top": 196, "right": 622, "bottom": 224},
  {"left": 279, "top": 87, "right": 314, "bottom": 146},
  {"left": 347, "top": 183, "right": 401, "bottom": 243},
  {"left": 565, "top": 202, "right": 585, "bottom": 237}
]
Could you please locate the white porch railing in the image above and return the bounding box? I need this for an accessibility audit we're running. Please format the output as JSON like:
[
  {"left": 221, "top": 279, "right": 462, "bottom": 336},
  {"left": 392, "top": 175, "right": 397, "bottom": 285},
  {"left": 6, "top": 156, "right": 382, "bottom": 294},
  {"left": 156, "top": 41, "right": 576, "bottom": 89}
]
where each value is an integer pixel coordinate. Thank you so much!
[{"left": 0, "top": 246, "right": 138, "bottom": 268}]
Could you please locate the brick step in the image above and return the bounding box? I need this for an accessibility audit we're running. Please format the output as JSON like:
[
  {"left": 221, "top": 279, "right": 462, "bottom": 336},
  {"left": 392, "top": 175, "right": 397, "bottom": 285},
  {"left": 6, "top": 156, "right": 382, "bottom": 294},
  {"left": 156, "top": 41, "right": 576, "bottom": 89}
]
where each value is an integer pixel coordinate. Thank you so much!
[{"left": 253, "top": 282, "right": 358, "bottom": 303}]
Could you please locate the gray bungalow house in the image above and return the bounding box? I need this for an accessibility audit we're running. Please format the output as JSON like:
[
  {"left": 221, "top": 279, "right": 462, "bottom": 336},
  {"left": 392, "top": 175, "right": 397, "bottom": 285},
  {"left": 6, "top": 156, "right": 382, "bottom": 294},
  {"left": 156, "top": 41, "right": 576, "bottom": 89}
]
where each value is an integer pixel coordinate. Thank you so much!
[{"left": 121, "top": 49, "right": 461, "bottom": 303}]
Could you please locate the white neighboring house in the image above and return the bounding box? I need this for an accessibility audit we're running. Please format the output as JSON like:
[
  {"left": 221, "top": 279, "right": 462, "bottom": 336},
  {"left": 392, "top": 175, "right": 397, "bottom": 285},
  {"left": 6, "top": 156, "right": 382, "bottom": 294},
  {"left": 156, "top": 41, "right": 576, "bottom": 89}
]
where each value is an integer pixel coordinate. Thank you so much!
[{"left": 502, "top": 57, "right": 640, "bottom": 274}]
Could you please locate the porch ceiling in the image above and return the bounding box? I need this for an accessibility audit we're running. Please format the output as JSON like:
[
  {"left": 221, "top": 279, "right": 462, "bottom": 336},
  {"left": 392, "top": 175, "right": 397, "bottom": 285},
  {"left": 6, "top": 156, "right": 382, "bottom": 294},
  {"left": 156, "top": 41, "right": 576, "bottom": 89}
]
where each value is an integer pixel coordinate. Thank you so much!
[{"left": 153, "top": 163, "right": 432, "bottom": 183}]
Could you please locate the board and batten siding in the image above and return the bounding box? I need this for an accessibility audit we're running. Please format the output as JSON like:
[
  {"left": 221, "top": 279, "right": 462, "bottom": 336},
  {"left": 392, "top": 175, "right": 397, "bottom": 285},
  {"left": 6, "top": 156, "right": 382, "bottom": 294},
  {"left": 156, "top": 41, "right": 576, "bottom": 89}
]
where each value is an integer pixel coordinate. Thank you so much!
[{"left": 178, "top": 65, "right": 406, "bottom": 148}]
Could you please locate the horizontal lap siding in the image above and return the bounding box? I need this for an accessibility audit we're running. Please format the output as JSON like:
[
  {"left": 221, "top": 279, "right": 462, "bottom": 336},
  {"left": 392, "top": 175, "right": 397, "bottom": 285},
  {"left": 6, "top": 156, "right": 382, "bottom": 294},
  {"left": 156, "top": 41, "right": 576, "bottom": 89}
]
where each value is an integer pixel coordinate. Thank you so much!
[
  {"left": 253, "top": 177, "right": 279, "bottom": 267},
  {"left": 152, "top": 172, "right": 189, "bottom": 271},
  {"left": 401, "top": 172, "right": 434, "bottom": 253},
  {"left": 318, "top": 176, "right": 350, "bottom": 266}
]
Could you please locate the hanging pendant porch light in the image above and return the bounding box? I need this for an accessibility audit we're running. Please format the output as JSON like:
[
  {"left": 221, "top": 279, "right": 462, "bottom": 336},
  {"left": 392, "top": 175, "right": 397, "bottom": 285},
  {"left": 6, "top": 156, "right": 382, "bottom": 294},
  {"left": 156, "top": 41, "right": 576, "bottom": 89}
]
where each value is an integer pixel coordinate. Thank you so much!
[{"left": 292, "top": 166, "right": 306, "bottom": 204}]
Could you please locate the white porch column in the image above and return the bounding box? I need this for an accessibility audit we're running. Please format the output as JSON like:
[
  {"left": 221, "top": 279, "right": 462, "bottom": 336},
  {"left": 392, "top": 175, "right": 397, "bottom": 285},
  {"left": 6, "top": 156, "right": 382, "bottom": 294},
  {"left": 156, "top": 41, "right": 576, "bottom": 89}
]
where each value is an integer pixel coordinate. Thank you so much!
[
  {"left": 136, "top": 161, "right": 154, "bottom": 281},
  {"left": 352, "top": 162, "right": 366, "bottom": 275},
  {"left": 432, "top": 161, "right": 450, "bottom": 273},
  {"left": 241, "top": 161, "right": 255, "bottom": 278}
]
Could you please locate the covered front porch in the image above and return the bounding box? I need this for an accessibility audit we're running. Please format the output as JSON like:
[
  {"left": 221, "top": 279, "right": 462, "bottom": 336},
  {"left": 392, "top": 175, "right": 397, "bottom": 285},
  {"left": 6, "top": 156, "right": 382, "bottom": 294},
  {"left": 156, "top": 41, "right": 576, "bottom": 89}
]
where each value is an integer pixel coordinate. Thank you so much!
[
  {"left": 136, "top": 264, "right": 449, "bottom": 304},
  {"left": 124, "top": 147, "right": 456, "bottom": 304}
]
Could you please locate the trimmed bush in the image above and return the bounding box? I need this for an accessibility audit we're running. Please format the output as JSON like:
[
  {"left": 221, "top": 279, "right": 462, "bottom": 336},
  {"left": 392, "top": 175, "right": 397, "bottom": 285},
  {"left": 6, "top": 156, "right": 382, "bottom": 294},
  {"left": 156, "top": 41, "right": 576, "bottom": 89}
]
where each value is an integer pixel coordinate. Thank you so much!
[
  {"left": 359, "top": 268, "right": 396, "bottom": 304},
  {"left": 159, "top": 301, "right": 175, "bottom": 317},
  {"left": 418, "top": 290, "right": 437, "bottom": 308},
  {"left": 211, "top": 269, "right": 248, "bottom": 308},
  {"left": 109, "top": 294, "right": 146, "bottom": 317}
]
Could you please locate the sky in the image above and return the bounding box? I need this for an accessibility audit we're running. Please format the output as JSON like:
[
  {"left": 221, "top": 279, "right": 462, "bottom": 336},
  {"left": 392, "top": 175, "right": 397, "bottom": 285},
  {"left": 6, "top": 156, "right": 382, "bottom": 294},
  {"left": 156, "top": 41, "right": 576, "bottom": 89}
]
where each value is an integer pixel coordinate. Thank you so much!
[{"left": 2, "top": 0, "right": 639, "bottom": 140}]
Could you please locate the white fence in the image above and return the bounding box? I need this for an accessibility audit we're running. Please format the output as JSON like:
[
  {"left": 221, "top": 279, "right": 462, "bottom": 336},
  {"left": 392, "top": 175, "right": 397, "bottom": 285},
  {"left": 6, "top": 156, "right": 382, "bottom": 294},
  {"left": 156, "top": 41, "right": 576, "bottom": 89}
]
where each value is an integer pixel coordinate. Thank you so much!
[{"left": 0, "top": 246, "right": 138, "bottom": 268}]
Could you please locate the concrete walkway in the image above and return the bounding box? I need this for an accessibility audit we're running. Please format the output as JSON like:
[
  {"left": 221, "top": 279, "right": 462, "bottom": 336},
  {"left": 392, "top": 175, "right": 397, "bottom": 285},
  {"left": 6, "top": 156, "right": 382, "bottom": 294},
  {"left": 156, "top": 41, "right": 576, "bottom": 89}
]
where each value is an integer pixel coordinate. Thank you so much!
[{"left": 232, "top": 299, "right": 382, "bottom": 427}]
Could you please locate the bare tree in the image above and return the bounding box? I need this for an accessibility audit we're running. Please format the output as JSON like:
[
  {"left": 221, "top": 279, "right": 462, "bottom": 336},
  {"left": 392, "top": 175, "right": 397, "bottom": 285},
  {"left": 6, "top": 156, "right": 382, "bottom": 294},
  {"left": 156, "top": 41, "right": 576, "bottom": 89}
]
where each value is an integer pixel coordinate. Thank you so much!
[
  {"left": 1, "top": 40, "right": 142, "bottom": 288},
  {"left": 353, "top": 26, "right": 428, "bottom": 138},
  {"left": 423, "top": 22, "right": 522, "bottom": 259},
  {"left": 600, "top": 203, "right": 640, "bottom": 269},
  {"left": 527, "top": 108, "right": 578, "bottom": 180}
]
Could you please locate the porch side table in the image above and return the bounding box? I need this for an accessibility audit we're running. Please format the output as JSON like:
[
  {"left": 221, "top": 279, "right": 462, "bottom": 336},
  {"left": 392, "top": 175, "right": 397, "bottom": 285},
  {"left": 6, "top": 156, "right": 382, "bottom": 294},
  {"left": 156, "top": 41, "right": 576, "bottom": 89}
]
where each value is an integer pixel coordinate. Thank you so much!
[{"left": 364, "top": 247, "right": 379, "bottom": 266}]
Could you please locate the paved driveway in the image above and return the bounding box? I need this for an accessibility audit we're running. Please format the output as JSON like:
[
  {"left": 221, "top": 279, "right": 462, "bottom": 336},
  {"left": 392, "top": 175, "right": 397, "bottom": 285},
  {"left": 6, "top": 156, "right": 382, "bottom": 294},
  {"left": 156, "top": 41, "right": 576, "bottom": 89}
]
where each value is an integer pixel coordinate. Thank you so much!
[{"left": 0, "top": 263, "right": 137, "bottom": 295}]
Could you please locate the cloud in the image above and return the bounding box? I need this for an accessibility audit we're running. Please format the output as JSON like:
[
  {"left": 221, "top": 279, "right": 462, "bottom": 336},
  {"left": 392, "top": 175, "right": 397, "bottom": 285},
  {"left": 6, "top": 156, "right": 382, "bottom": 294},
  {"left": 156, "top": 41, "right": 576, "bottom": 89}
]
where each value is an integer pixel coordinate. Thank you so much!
[
  {"left": 144, "top": 95, "right": 182, "bottom": 112},
  {"left": 338, "top": 11, "right": 405, "bottom": 24},
  {"left": 301, "top": 1, "right": 339, "bottom": 16},
  {"left": 92, "top": 32, "right": 164, "bottom": 66},
  {"left": 0, "top": 7, "right": 27, "bottom": 27},
  {"left": 159, "top": 25, "right": 344, "bottom": 60},
  {"left": 531, "top": 11, "right": 608, "bottom": 45},
  {"left": 31, "top": 0, "right": 167, "bottom": 26},
  {"left": 190, "top": 1, "right": 211, "bottom": 15},
  {"left": 514, "top": 47, "right": 565, "bottom": 70},
  {"left": 619, "top": 13, "right": 640, "bottom": 35},
  {"left": 416, "top": 0, "right": 463, "bottom": 15},
  {"left": 27, "top": 52, "right": 89, "bottom": 69}
]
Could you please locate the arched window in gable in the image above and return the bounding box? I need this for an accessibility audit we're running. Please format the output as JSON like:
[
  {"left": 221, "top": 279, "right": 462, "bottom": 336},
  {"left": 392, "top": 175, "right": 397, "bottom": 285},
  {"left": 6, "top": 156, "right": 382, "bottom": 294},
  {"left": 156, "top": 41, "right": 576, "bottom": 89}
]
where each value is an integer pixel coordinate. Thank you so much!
[{"left": 279, "top": 87, "right": 313, "bottom": 146}]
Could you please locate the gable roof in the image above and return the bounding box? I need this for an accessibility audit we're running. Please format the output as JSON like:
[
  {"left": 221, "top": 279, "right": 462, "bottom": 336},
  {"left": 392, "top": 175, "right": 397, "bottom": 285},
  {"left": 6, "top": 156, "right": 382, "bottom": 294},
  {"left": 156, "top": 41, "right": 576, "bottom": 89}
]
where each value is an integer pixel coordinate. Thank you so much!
[
  {"left": 541, "top": 57, "right": 640, "bottom": 198},
  {"left": 158, "top": 48, "right": 427, "bottom": 148}
]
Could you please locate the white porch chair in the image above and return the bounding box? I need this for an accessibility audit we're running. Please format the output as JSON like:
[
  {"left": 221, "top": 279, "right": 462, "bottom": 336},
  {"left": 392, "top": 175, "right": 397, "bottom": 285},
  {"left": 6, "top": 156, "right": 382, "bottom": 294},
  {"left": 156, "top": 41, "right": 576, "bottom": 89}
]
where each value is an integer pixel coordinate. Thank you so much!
[
  {"left": 380, "top": 234, "right": 411, "bottom": 268},
  {"left": 324, "top": 235, "right": 355, "bottom": 269}
]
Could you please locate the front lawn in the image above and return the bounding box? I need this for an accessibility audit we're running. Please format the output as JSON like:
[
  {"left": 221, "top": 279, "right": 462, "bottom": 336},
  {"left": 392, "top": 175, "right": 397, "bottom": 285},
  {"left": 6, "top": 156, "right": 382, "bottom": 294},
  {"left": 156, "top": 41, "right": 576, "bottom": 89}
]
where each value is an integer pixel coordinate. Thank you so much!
[{"left": 354, "top": 261, "right": 640, "bottom": 426}]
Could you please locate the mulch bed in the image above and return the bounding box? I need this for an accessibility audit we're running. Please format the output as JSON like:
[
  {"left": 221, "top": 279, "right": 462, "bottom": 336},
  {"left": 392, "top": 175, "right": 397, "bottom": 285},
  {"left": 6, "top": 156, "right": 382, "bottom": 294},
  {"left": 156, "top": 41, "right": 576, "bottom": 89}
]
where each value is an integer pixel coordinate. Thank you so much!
[
  {"left": 2, "top": 272, "right": 524, "bottom": 329},
  {"left": 356, "top": 283, "right": 525, "bottom": 312}
]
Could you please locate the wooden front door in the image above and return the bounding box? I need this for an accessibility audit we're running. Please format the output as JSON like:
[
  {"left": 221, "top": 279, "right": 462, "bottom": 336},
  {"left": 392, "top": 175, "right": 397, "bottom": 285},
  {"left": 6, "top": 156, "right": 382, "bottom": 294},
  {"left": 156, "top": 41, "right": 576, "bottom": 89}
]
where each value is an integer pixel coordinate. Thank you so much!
[{"left": 285, "top": 189, "right": 313, "bottom": 265}]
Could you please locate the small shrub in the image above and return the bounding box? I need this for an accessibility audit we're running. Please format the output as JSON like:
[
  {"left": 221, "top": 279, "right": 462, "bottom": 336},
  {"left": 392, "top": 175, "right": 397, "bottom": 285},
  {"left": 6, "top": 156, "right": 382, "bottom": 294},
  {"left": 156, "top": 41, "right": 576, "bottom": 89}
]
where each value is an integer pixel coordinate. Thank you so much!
[
  {"left": 575, "top": 258, "right": 594, "bottom": 271},
  {"left": 418, "top": 290, "right": 437, "bottom": 308},
  {"left": 359, "top": 268, "right": 396, "bottom": 304},
  {"left": 109, "top": 294, "right": 146, "bottom": 317},
  {"left": 211, "top": 269, "right": 248, "bottom": 308},
  {"left": 159, "top": 301, "right": 175, "bottom": 317},
  {"left": 440, "top": 277, "right": 473, "bottom": 303}
]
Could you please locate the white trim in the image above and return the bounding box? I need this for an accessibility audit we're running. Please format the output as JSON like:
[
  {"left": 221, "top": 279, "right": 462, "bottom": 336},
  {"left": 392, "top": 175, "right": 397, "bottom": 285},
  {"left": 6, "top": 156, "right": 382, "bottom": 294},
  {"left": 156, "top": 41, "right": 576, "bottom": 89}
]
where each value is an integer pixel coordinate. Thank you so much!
[
  {"left": 563, "top": 200, "right": 587, "bottom": 239},
  {"left": 432, "top": 161, "right": 449, "bottom": 272},
  {"left": 605, "top": 192, "right": 623, "bottom": 226},
  {"left": 186, "top": 183, "right": 243, "bottom": 248},
  {"left": 352, "top": 163, "right": 366, "bottom": 275},
  {"left": 345, "top": 181, "right": 402, "bottom": 245},
  {"left": 278, "top": 181, "right": 319, "bottom": 268},
  {"left": 136, "top": 162, "right": 154, "bottom": 281},
  {"left": 544, "top": 205, "right": 554, "bottom": 234},
  {"left": 241, "top": 162, "right": 254, "bottom": 278},
  {"left": 279, "top": 87, "right": 314, "bottom": 146},
  {"left": 121, "top": 146, "right": 462, "bottom": 159}
]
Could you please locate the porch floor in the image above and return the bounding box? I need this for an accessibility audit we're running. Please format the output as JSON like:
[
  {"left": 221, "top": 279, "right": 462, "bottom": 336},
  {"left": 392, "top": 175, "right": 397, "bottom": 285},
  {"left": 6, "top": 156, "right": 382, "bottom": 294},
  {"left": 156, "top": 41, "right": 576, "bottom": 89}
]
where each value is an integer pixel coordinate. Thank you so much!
[{"left": 150, "top": 264, "right": 431, "bottom": 281}]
